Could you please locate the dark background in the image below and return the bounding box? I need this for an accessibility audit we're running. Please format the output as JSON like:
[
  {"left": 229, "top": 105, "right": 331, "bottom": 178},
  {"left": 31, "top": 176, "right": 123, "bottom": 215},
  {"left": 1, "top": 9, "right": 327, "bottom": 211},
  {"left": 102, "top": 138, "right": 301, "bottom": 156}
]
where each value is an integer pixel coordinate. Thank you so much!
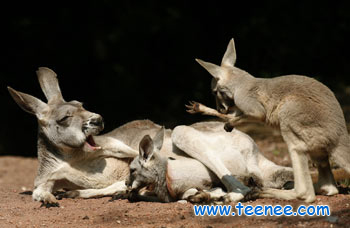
[{"left": 1, "top": 1, "right": 350, "bottom": 157}]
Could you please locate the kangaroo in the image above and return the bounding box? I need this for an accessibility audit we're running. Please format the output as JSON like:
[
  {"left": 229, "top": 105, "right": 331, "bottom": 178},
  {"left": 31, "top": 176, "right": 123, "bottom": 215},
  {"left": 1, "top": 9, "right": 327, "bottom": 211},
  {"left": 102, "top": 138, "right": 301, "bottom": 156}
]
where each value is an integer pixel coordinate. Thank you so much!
[
  {"left": 7, "top": 67, "right": 150, "bottom": 206},
  {"left": 128, "top": 127, "right": 294, "bottom": 203},
  {"left": 192, "top": 38, "right": 350, "bottom": 202}
]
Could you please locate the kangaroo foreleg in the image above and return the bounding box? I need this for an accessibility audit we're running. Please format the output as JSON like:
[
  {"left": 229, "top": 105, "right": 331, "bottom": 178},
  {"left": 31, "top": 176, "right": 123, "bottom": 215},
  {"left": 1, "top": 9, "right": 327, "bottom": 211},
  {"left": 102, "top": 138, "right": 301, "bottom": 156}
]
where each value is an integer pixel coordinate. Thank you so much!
[
  {"left": 61, "top": 181, "right": 128, "bottom": 199},
  {"left": 186, "top": 101, "right": 254, "bottom": 128},
  {"left": 94, "top": 136, "right": 139, "bottom": 158}
]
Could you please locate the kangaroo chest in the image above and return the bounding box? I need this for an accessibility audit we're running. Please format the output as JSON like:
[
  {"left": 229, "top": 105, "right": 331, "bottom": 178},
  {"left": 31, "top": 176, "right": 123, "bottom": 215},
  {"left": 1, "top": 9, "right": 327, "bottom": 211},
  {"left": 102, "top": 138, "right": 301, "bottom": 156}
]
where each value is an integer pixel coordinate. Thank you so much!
[{"left": 62, "top": 157, "right": 130, "bottom": 189}]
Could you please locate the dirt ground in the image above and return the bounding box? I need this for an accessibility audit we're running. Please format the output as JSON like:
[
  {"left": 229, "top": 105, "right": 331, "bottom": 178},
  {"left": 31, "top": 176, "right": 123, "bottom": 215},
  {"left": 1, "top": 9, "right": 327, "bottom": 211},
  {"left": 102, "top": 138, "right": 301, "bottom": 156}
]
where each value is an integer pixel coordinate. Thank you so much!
[{"left": 0, "top": 124, "right": 350, "bottom": 228}]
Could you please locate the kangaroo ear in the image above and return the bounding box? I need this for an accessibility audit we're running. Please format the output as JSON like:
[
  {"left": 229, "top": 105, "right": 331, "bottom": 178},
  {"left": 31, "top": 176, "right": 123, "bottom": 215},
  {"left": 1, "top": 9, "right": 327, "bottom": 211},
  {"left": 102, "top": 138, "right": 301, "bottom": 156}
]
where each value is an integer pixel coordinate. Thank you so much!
[
  {"left": 8, "top": 86, "right": 48, "bottom": 119},
  {"left": 139, "top": 135, "right": 154, "bottom": 162},
  {"left": 196, "top": 58, "right": 225, "bottom": 80},
  {"left": 36, "top": 67, "right": 64, "bottom": 103},
  {"left": 153, "top": 127, "right": 164, "bottom": 151},
  {"left": 221, "top": 38, "right": 236, "bottom": 67}
]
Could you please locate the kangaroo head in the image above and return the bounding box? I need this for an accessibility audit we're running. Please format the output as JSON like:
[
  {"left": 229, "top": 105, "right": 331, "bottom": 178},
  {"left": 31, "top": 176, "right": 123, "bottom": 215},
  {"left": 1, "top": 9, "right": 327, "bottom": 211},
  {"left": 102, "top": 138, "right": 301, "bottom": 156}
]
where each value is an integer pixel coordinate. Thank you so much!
[
  {"left": 128, "top": 127, "right": 165, "bottom": 190},
  {"left": 8, "top": 67, "right": 104, "bottom": 153},
  {"left": 196, "top": 38, "right": 250, "bottom": 114}
]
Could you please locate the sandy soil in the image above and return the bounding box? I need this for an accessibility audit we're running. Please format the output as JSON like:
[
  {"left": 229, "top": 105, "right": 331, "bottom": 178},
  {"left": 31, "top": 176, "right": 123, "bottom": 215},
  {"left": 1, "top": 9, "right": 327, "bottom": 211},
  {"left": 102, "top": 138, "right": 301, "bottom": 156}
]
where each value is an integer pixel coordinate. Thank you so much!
[{"left": 0, "top": 125, "right": 350, "bottom": 228}]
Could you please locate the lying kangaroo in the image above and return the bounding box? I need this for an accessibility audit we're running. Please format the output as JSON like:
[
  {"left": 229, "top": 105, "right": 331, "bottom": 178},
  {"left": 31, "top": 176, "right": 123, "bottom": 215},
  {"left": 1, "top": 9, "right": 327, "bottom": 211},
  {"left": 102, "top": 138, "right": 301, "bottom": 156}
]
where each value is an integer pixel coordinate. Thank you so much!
[
  {"left": 193, "top": 38, "right": 350, "bottom": 202},
  {"left": 129, "top": 127, "right": 295, "bottom": 203},
  {"left": 8, "top": 67, "right": 144, "bottom": 206},
  {"left": 8, "top": 67, "right": 295, "bottom": 205}
]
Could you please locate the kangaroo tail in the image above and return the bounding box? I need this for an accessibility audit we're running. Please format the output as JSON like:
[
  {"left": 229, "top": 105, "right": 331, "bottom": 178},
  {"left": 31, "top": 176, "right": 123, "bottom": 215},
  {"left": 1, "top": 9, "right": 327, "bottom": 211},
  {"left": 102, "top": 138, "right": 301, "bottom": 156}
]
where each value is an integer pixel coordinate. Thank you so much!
[
  {"left": 310, "top": 168, "right": 350, "bottom": 183},
  {"left": 330, "top": 137, "right": 350, "bottom": 175}
]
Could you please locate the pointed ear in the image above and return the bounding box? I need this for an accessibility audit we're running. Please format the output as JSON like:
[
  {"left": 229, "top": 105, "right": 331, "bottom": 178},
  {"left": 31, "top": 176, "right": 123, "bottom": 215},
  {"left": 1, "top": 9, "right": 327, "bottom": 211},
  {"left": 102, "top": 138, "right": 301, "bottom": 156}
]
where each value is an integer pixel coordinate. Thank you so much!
[
  {"left": 36, "top": 67, "right": 64, "bottom": 102},
  {"left": 153, "top": 127, "right": 164, "bottom": 151},
  {"left": 196, "top": 58, "right": 224, "bottom": 80},
  {"left": 8, "top": 86, "right": 48, "bottom": 119},
  {"left": 139, "top": 135, "right": 154, "bottom": 162},
  {"left": 221, "top": 38, "right": 236, "bottom": 67}
]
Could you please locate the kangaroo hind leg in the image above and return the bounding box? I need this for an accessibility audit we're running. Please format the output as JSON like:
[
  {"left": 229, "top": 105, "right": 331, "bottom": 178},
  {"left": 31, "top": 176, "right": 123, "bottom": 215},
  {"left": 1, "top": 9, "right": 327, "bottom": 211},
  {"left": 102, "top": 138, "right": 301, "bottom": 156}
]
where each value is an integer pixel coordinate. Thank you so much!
[{"left": 314, "top": 157, "right": 338, "bottom": 196}]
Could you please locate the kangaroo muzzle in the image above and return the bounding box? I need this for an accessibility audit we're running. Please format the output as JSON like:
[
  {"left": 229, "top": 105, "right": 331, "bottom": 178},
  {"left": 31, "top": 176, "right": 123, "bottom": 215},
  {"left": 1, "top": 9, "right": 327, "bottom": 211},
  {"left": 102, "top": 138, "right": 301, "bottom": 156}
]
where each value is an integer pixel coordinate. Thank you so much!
[{"left": 83, "top": 115, "right": 104, "bottom": 136}]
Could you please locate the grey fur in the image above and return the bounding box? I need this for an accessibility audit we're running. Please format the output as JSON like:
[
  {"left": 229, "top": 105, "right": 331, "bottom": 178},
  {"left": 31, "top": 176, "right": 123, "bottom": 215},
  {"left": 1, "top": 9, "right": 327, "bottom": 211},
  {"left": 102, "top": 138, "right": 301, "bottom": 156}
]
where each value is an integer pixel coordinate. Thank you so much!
[
  {"left": 129, "top": 127, "right": 294, "bottom": 203},
  {"left": 194, "top": 38, "right": 350, "bottom": 202},
  {"left": 8, "top": 68, "right": 137, "bottom": 205}
]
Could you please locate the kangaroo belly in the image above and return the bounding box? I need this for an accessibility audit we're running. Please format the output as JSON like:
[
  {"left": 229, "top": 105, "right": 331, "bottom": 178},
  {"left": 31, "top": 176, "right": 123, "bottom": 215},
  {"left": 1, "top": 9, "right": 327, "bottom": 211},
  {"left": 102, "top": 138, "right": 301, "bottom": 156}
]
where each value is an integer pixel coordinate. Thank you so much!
[{"left": 166, "top": 159, "right": 219, "bottom": 197}]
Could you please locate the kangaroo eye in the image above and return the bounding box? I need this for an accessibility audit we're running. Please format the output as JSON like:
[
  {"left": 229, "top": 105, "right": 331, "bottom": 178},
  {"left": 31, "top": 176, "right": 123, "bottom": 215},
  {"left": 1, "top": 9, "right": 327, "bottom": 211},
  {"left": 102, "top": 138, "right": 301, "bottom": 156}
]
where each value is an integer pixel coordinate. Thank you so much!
[{"left": 58, "top": 115, "right": 72, "bottom": 123}]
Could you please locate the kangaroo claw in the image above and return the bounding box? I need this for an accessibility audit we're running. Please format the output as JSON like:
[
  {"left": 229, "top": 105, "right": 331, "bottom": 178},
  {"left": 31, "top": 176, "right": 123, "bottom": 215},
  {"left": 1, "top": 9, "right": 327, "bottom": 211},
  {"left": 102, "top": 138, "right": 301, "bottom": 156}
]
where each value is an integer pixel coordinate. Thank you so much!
[
  {"left": 185, "top": 101, "right": 202, "bottom": 114},
  {"left": 40, "top": 201, "right": 60, "bottom": 208}
]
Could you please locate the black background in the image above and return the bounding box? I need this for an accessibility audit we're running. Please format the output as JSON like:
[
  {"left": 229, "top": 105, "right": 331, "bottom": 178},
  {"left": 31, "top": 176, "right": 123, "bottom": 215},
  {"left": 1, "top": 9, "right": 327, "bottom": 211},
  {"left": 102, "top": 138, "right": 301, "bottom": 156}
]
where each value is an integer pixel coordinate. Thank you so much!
[{"left": 2, "top": 1, "right": 350, "bottom": 157}]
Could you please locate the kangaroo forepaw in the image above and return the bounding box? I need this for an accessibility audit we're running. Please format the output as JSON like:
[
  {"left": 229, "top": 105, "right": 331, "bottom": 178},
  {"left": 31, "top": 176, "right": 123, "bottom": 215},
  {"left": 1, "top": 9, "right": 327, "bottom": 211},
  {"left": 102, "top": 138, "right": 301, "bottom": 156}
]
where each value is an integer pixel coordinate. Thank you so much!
[
  {"left": 40, "top": 195, "right": 60, "bottom": 207},
  {"left": 109, "top": 191, "right": 130, "bottom": 202},
  {"left": 33, "top": 189, "right": 60, "bottom": 207},
  {"left": 40, "top": 201, "right": 60, "bottom": 208},
  {"left": 56, "top": 190, "right": 80, "bottom": 199},
  {"left": 224, "top": 122, "right": 235, "bottom": 132},
  {"left": 242, "top": 188, "right": 260, "bottom": 202},
  {"left": 185, "top": 101, "right": 202, "bottom": 114}
]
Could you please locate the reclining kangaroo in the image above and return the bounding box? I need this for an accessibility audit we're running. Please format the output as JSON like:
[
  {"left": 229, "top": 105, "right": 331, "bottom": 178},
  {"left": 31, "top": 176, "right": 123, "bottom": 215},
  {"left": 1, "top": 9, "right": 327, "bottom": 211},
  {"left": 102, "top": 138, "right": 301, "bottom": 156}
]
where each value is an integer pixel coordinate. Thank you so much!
[
  {"left": 8, "top": 67, "right": 294, "bottom": 205},
  {"left": 191, "top": 38, "right": 350, "bottom": 202},
  {"left": 128, "top": 128, "right": 294, "bottom": 203},
  {"left": 8, "top": 67, "right": 146, "bottom": 206}
]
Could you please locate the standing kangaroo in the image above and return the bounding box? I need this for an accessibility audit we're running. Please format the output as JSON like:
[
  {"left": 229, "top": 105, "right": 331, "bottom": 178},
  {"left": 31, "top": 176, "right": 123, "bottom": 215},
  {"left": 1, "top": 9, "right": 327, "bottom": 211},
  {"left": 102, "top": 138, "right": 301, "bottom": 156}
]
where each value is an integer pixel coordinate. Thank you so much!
[{"left": 192, "top": 38, "right": 350, "bottom": 202}]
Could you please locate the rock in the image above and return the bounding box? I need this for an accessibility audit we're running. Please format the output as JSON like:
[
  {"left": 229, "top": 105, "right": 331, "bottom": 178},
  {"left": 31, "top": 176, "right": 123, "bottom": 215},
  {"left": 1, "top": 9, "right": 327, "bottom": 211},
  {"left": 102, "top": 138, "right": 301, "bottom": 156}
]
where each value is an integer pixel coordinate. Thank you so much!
[
  {"left": 325, "top": 216, "right": 338, "bottom": 223},
  {"left": 177, "top": 200, "right": 187, "bottom": 204}
]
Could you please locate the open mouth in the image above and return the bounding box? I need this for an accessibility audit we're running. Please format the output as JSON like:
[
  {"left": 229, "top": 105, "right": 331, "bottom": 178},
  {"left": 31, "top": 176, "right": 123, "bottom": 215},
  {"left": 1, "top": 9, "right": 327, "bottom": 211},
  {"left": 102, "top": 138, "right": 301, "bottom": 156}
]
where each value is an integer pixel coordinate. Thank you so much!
[{"left": 85, "top": 135, "right": 101, "bottom": 150}]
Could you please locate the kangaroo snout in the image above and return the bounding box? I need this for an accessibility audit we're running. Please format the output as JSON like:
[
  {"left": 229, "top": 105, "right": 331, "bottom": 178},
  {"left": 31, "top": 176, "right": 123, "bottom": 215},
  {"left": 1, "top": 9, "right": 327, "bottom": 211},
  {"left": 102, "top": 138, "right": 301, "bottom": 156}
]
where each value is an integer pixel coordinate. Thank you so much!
[
  {"left": 216, "top": 99, "right": 229, "bottom": 114},
  {"left": 89, "top": 116, "right": 104, "bottom": 128},
  {"left": 125, "top": 178, "right": 130, "bottom": 187},
  {"left": 125, "top": 176, "right": 134, "bottom": 188},
  {"left": 83, "top": 114, "right": 104, "bottom": 136},
  {"left": 217, "top": 104, "right": 229, "bottom": 114}
]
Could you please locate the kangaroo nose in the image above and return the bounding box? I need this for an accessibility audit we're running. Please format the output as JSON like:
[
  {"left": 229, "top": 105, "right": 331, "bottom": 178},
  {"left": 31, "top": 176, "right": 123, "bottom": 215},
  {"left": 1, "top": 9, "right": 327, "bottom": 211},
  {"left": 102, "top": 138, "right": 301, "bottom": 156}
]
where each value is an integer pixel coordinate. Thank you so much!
[
  {"left": 219, "top": 108, "right": 228, "bottom": 114},
  {"left": 217, "top": 104, "right": 228, "bottom": 114},
  {"left": 125, "top": 178, "right": 130, "bottom": 187},
  {"left": 216, "top": 99, "right": 228, "bottom": 114},
  {"left": 90, "top": 116, "right": 104, "bottom": 128}
]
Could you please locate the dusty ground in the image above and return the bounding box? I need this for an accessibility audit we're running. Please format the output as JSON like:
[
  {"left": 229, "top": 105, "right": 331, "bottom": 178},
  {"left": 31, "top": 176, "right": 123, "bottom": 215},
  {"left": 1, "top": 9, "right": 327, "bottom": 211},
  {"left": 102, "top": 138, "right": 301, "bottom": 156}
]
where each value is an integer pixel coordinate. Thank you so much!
[{"left": 0, "top": 124, "right": 350, "bottom": 228}]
